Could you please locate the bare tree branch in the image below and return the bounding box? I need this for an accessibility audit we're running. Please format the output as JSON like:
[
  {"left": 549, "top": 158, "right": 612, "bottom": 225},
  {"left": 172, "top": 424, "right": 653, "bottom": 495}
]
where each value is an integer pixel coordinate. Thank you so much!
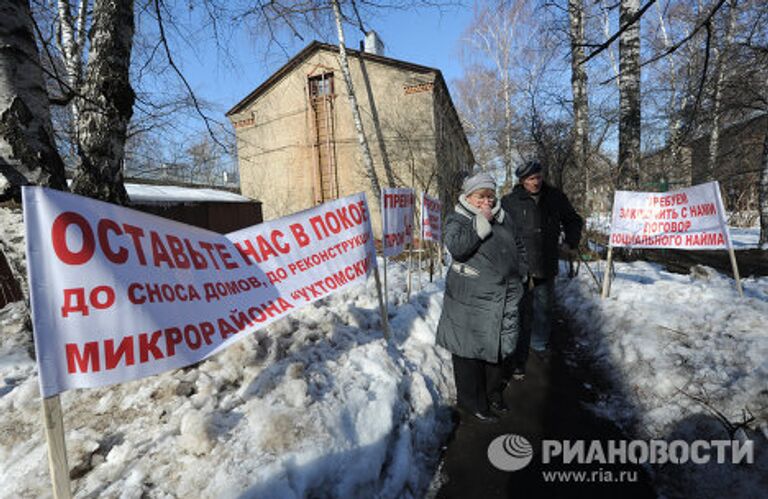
[
  {"left": 153, "top": 0, "right": 229, "bottom": 153},
  {"left": 580, "top": 0, "right": 657, "bottom": 65}
]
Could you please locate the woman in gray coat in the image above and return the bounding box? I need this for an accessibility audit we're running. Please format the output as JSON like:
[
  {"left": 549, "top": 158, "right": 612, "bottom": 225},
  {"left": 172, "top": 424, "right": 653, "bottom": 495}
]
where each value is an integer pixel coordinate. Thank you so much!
[{"left": 436, "top": 172, "right": 528, "bottom": 423}]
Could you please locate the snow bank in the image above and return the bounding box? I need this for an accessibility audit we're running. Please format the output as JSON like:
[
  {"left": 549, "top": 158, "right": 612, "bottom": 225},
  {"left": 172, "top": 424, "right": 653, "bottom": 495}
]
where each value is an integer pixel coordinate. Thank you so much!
[
  {"left": 0, "top": 258, "right": 454, "bottom": 498},
  {"left": 559, "top": 260, "right": 768, "bottom": 497}
]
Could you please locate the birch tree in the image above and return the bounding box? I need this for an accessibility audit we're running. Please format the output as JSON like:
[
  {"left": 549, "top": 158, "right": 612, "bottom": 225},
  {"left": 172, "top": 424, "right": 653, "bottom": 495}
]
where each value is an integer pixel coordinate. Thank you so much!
[
  {"left": 706, "top": 0, "right": 738, "bottom": 179},
  {"left": 760, "top": 116, "right": 768, "bottom": 246},
  {"left": 618, "top": 0, "right": 641, "bottom": 189},
  {"left": 0, "top": 0, "right": 68, "bottom": 201},
  {"left": 330, "top": 0, "right": 383, "bottom": 204},
  {"left": 54, "top": 0, "right": 89, "bottom": 137},
  {"left": 569, "top": 0, "right": 589, "bottom": 209},
  {"left": 460, "top": 1, "right": 531, "bottom": 184},
  {"left": 69, "top": 0, "right": 135, "bottom": 204}
]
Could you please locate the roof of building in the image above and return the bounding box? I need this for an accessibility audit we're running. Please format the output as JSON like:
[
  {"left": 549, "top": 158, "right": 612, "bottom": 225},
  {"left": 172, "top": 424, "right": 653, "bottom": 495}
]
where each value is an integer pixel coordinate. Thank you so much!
[
  {"left": 126, "top": 183, "right": 251, "bottom": 204},
  {"left": 226, "top": 41, "right": 441, "bottom": 116}
]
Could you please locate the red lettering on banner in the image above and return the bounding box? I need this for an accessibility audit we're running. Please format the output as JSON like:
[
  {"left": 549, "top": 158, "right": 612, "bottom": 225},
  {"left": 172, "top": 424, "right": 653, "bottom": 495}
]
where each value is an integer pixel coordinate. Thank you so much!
[
  {"left": 139, "top": 331, "right": 164, "bottom": 362},
  {"left": 61, "top": 288, "right": 89, "bottom": 317},
  {"left": 289, "top": 223, "right": 311, "bottom": 248},
  {"left": 349, "top": 203, "right": 363, "bottom": 224},
  {"left": 122, "top": 224, "right": 148, "bottom": 265},
  {"left": 335, "top": 207, "right": 354, "bottom": 230},
  {"left": 234, "top": 239, "right": 260, "bottom": 265},
  {"left": 90, "top": 286, "right": 115, "bottom": 310},
  {"left": 52, "top": 212, "right": 96, "bottom": 265},
  {"left": 648, "top": 193, "right": 688, "bottom": 207},
  {"left": 49, "top": 213, "right": 239, "bottom": 270},
  {"left": 164, "top": 327, "right": 183, "bottom": 356},
  {"left": 685, "top": 232, "right": 725, "bottom": 246},
  {"left": 310, "top": 216, "right": 329, "bottom": 240},
  {"left": 383, "top": 192, "right": 415, "bottom": 208},
  {"left": 185, "top": 238, "right": 208, "bottom": 269},
  {"left": 98, "top": 219, "right": 128, "bottom": 264},
  {"left": 61, "top": 285, "right": 115, "bottom": 317},
  {"left": 184, "top": 325, "right": 202, "bottom": 349},
  {"left": 198, "top": 241, "right": 221, "bottom": 270},
  {"left": 689, "top": 203, "right": 717, "bottom": 217},
  {"left": 200, "top": 322, "right": 216, "bottom": 344},
  {"left": 66, "top": 342, "right": 100, "bottom": 373},
  {"left": 215, "top": 243, "right": 239, "bottom": 269},
  {"left": 642, "top": 220, "right": 692, "bottom": 234},
  {"left": 218, "top": 318, "right": 238, "bottom": 339},
  {"left": 290, "top": 256, "right": 370, "bottom": 301},
  {"left": 105, "top": 337, "right": 135, "bottom": 369},
  {"left": 167, "top": 235, "right": 191, "bottom": 269}
]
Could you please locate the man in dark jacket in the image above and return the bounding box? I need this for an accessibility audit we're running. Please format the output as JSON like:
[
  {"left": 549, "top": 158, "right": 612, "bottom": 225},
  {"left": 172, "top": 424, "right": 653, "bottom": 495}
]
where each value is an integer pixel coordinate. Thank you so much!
[{"left": 501, "top": 160, "right": 583, "bottom": 372}]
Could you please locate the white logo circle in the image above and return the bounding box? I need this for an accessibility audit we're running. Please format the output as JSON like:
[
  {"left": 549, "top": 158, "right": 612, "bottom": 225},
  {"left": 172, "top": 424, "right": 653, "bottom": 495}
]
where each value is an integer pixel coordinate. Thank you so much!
[{"left": 487, "top": 434, "right": 534, "bottom": 471}]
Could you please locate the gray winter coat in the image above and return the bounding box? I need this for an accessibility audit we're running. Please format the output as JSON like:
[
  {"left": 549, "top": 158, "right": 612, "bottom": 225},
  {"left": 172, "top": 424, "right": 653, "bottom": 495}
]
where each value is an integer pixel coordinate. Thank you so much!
[{"left": 436, "top": 196, "right": 528, "bottom": 363}]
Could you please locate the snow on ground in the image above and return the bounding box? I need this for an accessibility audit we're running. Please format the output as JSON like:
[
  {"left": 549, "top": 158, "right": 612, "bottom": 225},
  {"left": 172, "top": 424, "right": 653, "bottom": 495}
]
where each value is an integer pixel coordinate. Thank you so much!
[
  {"left": 0, "top": 200, "right": 455, "bottom": 499},
  {"left": 558, "top": 258, "right": 768, "bottom": 497},
  {"left": 3, "top": 201, "right": 767, "bottom": 497},
  {"left": 0, "top": 207, "right": 27, "bottom": 297}
]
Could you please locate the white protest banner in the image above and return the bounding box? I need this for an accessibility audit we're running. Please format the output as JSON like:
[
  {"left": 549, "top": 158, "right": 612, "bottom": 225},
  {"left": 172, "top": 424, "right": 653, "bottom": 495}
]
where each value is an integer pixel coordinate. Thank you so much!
[
  {"left": 381, "top": 187, "right": 414, "bottom": 257},
  {"left": 421, "top": 193, "right": 442, "bottom": 243},
  {"left": 23, "top": 187, "right": 376, "bottom": 397},
  {"left": 609, "top": 181, "right": 733, "bottom": 250}
]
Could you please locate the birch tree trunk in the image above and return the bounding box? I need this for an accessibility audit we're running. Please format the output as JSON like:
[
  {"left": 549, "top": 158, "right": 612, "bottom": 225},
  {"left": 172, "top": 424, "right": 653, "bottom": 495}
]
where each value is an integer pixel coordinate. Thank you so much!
[
  {"left": 330, "top": 0, "right": 382, "bottom": 205},
  {"left": 0, "top": 0, "right": 68, "bottom": 200},
  {"left": 759, "top": 114, "right": 768, "bottom": 246},
  {"left": 569, "top": 0, "right": 589, "bottom": 211},
  {"left": 70, "top": 0, "right": 135, "bottom": 204},
  {"left": 618, "top": 0, "right": 641, "bottom": 190},
  {"left": 656, "top": 2, "right": 687, "bottom": 172},
  {"left": 707, "top": 0, "right": 738, "bottom": 180},
  {"left": 56, "top": 0, "right": 89, "bottom": 131}
]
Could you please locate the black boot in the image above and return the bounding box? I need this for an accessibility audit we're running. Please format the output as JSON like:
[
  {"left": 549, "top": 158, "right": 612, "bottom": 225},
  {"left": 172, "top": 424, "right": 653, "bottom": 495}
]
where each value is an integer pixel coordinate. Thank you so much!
[{"left": 488, "top": 393, "right": 510, "bottom": 414}]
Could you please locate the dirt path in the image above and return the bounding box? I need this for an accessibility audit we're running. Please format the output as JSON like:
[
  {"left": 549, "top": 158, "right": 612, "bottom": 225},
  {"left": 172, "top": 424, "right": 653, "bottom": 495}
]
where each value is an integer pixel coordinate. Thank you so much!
[{"left": 431, "top": 308, "right": 657, "bottom": 499}]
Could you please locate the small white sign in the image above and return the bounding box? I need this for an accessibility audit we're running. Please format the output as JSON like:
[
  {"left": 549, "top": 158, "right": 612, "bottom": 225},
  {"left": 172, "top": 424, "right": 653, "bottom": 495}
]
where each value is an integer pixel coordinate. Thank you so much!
[
  {"left": 609, "top": 181, "right": 732, "bottom": 250},
  {"left": 381, "top": 188, "right": 414, "bottom": 257},
  {"left": 421, "top": 193, "right": 442, "bottom": 243}
]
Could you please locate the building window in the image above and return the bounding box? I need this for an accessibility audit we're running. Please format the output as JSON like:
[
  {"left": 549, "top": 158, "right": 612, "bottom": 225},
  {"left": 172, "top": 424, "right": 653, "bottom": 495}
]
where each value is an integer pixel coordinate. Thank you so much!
[{"left": 309, "top": 73, "right": 334, "bottom": 97}]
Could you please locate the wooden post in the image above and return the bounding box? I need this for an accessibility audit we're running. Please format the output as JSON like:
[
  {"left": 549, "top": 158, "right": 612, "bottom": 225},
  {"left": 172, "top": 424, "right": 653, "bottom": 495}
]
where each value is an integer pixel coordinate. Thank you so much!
[
  {"left": 437, "top": 243, "right": 444, "bottom": 278},
  {"left": 406, "top": 244, "right": 413, "bottom": 300},
  {"left": 42, "top": 395, "right": 72, "bottom": 499},
  {"left": 383, "top": 256, "right": 388, "bottom": 307},
  {"left": 372, "top": 263, "right": 390, "bottom": 340},
  {"left": 726, "top": 246, "right": 744, "bottom": 297},
  {"left": 713, "top": 181, "right": 744, "bottom": 297},
  {"left": 601, "top": 246, "right": 614, "bottom": 299},
  {"left": 417, "top": 240, "right": 423, "bottom": 291}
]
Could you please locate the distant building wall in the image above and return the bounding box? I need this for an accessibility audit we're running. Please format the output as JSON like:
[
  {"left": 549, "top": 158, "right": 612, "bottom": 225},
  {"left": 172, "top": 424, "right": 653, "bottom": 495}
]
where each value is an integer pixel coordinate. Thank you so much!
[{"left": 229, "top": 43, "right": 473, "bottom": 235}]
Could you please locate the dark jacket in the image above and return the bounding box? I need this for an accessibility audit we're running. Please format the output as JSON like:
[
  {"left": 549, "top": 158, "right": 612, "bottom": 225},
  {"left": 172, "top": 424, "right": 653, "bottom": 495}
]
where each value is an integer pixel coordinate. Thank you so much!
[
  {"left": 501, "top": 183, "right": 583, "bottom": 279},
  {"left": 436, "top": 196, "right": 528, "bottom": 363}
]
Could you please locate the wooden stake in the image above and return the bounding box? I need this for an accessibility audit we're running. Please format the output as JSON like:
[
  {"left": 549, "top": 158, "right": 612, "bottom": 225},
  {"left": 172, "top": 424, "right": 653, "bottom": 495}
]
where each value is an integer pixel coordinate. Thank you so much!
[
  {"left": 383, "top": 255, "right": 389, "bottom": 309},
  {"left": 712, "top": 181, "right": 744, "bottom": 297},
  {"left": 601, "top": 246, "right": 614, "bottom": 299},
  {"left": 372, "top": 262, "right": 390, "bottom": 340},
  {"left": 42, "top": 395, "right": 72, "bottom": 499},
  {"left": 406, "top": 243, "right": 413, "bottom": 300},
  {"left": 417, "top": 240, "right": 423, "bottom": 291},
  {"left": 727, "top": 245, "right": 744, "bottom": 297}
]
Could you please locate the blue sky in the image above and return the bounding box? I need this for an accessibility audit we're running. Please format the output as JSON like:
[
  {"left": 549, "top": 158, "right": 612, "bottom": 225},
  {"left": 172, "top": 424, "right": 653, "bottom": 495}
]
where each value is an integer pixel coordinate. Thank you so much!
[{"left": 175, "top": 4, "right": 474, "bottom": 120}]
